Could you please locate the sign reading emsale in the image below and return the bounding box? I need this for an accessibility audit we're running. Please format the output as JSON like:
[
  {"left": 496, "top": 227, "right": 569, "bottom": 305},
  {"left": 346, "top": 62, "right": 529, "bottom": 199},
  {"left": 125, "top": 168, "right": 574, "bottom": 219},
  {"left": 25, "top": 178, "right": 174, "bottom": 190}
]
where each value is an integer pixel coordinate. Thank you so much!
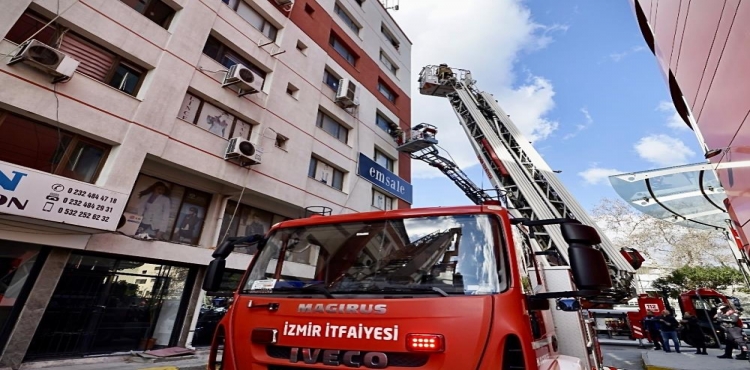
[
  {"left": 0, "top": 161, "right": 128, "bottom": 231},
  {"left": 357, "top": 153, "right": 412, "bottom": 204}
]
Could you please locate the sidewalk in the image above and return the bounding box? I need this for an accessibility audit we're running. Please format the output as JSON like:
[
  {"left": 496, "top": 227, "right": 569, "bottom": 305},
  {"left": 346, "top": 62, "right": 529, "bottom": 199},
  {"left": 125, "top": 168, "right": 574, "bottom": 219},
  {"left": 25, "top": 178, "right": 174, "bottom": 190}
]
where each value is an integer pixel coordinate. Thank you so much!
[
  {"left": 643, "top": 348, "right": 750, "bottom": 370},
  {"left": 598, "top": 338, "right": 644, "bottom": 347},
  {"left": 11, "top": 350, "right": 209, "bottom": 370}
]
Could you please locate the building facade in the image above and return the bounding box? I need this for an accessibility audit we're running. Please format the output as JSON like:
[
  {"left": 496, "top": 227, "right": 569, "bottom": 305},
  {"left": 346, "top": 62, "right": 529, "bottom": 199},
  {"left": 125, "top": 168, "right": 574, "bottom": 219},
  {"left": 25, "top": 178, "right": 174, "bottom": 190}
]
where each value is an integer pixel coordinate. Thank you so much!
[
  {"left": 630, "top": 0, "right": 750, "bottom": 251},
  {"left": 0, "top": 0, "right": 411, "bottom": 366}
]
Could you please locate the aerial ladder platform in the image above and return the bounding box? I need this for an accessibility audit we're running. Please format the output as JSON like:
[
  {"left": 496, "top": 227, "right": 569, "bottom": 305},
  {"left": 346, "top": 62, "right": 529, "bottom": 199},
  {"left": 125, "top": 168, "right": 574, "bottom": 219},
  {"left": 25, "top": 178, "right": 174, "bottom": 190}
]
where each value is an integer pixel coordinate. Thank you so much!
[{"left": 398, "top": 64, "right": 642, "bottom": 303}]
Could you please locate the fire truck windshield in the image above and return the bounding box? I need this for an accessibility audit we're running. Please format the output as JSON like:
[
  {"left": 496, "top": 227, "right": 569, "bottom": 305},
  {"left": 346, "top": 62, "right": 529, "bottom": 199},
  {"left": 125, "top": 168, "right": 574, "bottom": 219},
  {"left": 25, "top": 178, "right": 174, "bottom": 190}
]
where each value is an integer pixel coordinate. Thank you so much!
[{"left": 240, "top": 214, "right": 506, "bottom": 296}]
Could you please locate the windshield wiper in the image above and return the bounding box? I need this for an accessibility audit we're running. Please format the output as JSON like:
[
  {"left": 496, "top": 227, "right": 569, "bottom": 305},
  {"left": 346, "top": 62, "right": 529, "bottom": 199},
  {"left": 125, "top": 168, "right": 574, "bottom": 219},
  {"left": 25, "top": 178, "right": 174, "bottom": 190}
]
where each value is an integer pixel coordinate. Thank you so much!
[
  {"left": 377, "top": 286, "right": 450, "bottom": 297},
  {"left": 273, "top": 283, "right": 335, "bottom": 299}
]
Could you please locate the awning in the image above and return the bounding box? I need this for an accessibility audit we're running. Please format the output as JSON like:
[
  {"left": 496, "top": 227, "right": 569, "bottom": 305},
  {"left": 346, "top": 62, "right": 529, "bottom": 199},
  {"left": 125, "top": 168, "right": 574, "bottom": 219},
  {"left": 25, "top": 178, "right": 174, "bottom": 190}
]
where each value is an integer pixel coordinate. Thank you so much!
[{"left": 609, "top": 163, "right": 731, "bottom": 230}]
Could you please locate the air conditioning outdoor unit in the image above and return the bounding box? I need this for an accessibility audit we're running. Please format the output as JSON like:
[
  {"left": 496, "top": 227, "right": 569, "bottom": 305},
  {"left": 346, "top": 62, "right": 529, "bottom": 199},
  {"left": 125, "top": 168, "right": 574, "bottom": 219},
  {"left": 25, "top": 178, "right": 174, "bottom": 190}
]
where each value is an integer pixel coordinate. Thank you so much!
[
  {"left": 8, "top": 39, "right": 80, "bottom": 83},
  {"left": 274, "top": 0, "right": 294, "bottom": 5},
  {"left": 222, "top": 64, "right": 264, "bottom": 96},
  {"left": 335, "top": 78, "right": 359, "bottom": 108},
  {"left": 225, "top": 137, "right": 263, "bottom": 165}
]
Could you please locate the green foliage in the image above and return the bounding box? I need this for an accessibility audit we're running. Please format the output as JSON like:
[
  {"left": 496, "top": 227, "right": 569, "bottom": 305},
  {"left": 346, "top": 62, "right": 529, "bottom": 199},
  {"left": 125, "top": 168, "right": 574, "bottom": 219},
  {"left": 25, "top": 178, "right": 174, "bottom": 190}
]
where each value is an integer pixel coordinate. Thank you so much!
[{"left": 652, "top": 265, "right": 744, "bottom": 298}]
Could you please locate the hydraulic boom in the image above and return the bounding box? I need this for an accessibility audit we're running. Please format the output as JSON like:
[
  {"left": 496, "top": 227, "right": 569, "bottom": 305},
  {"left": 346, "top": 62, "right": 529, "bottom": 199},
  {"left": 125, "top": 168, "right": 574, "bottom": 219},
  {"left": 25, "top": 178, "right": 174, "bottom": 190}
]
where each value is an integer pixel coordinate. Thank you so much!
[{"left": 400, "top": 65, "right": 640, "bottom": 303}]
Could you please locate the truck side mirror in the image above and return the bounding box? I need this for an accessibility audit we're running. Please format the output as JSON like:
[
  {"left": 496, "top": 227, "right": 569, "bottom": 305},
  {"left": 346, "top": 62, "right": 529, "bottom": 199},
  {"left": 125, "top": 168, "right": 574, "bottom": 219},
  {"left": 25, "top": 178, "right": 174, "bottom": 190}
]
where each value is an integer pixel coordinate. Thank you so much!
[
  {"left": 569, "top": 243, "right": 612, "bottom": 291},
  {"left": 526, "top": 296, "right": 550, "bottom": 311},
  {"left": 561, "top": 222, "right": 601, "bottom": 245},
  {"left": 203, "top": 258, "right": 226, "bottom": 292},
  {"left": 561, "top": 222, "right": 612, "bottom": 291}
]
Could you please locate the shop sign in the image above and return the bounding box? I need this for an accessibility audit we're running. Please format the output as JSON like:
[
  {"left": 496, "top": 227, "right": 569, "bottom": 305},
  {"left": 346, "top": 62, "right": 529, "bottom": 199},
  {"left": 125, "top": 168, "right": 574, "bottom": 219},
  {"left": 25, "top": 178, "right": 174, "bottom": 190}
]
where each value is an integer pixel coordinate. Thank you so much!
[
  {"left": 357, "top": 153, "right": 412, "bottom": 204},
  {"left": 0, "top": 161, "right": 128, "bottom": 231}
]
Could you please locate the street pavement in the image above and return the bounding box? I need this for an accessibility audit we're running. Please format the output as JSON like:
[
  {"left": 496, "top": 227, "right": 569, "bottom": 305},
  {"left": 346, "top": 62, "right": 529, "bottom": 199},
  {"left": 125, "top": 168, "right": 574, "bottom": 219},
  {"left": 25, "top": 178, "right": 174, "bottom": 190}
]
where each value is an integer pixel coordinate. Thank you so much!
[
  {"left": 601, "top": 339, "right": 750, "bottom": 370},
  {"left": 7, "top": 351, "right": 209, "bottom": 370},
  {"left": 14, "top": 342, "right": 750, "bottom": 370},
  {"left": 643, "top": 348, "right": 750, "bottom": 370},
  {"left": 601, "top": 343, "right": 648, "bottom": 370}
]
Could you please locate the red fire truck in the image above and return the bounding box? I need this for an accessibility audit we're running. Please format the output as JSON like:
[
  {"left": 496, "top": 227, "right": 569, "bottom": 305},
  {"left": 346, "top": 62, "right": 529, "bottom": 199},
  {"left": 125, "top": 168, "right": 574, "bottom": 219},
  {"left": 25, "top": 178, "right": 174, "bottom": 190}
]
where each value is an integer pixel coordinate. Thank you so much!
[
  {"left": 622, "top": 289, "right": 735, "bottom": 348},
  {"left": 204, "top": 205, "right": 616, "bottom": 369}
]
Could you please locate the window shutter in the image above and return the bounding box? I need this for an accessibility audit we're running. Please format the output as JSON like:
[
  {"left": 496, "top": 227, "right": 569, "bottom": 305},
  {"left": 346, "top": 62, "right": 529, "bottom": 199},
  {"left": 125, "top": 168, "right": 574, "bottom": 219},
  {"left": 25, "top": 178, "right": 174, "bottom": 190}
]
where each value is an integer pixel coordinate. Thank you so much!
[{"left": 58, "top": 33, "right": 115, "bottom": 82}]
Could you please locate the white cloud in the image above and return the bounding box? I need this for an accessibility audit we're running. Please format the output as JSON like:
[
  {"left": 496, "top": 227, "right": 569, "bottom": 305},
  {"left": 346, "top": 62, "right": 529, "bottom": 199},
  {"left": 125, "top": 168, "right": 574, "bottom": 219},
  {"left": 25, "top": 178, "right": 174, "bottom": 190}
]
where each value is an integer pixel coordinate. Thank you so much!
[
  {"left": 657, "top": 101, "right": 688, "bottom": 130},
  {"left": 391, "top": 0, "right": 566, "bottom": 178},
  {"left": 609, "top": 45, "right": 647, "bottom": 62},
  {"left": 634, "top": 134, "right": 696, "bottom": 166},
  {"left": 563, "top": 107, "right": 594, "bottom": 140},
  {"left": 578, "top": 167, "right": 622, "bottom": 185}
]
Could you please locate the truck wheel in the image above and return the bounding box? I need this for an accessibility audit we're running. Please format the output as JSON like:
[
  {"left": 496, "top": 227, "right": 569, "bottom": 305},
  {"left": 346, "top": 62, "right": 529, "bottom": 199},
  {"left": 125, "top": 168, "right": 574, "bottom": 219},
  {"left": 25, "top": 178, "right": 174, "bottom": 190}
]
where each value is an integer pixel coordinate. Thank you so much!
[{"left": 703, "top": 331, "right": 719, "bottom": 348}]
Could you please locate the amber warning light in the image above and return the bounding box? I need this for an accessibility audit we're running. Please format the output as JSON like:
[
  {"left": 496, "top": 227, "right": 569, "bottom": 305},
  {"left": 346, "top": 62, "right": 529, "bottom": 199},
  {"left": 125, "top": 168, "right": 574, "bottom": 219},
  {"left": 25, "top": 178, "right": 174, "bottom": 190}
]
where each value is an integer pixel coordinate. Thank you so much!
[{"left": 406, "top": 334, "right": 444, "bottom": 352}]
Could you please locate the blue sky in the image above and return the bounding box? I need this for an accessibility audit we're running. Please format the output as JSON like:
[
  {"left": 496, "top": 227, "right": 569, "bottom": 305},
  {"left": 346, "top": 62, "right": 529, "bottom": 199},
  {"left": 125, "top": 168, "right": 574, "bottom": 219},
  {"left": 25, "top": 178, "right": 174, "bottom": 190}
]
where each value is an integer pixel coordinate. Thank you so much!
[{"left": 392, "top": 0, "right": 705, "bottom": 211}]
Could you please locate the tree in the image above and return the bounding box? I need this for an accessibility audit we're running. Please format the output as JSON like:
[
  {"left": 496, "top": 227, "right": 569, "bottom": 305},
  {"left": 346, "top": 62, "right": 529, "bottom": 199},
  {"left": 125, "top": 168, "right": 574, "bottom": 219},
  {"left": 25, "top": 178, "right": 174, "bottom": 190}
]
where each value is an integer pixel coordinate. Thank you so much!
[
  {"left": 652, "top": 265, "right": 744, "bottom": 298},
  {"left": 591, "top": 198, "right": 734, "bottom": 268}
]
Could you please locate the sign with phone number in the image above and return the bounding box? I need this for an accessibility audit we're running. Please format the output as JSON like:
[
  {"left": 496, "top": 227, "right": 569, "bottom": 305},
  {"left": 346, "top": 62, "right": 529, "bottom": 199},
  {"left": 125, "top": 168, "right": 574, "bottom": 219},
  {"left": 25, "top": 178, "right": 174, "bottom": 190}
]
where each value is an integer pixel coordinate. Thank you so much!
[{"left": 0, "top": 161, "right": 129, "bottom": 231}]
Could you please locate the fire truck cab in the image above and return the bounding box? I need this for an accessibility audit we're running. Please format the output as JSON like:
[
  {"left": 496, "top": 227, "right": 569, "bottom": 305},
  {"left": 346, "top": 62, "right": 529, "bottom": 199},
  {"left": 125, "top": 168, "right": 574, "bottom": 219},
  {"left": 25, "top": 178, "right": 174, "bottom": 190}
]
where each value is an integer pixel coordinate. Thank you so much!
[{"left": 204, "top": 205, "right": 614, "bottom": 370}]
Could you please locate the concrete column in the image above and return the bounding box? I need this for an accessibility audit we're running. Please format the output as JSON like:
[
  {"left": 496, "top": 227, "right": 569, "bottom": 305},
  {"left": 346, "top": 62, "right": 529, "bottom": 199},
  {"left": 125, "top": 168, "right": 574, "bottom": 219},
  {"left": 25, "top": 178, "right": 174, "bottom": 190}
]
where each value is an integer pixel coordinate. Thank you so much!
[
  {"left": 179, "top": 267, "right": 206, "bottom": 348},
  {"left": 0, "top": 248, "right": 71, "bottom": 369}
]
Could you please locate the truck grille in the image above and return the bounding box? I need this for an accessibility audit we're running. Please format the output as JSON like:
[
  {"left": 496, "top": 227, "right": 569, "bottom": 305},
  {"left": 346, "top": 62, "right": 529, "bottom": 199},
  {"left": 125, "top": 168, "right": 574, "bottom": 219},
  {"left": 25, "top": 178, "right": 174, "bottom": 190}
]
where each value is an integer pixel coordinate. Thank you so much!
[{"left": 266, "top": 345, "right": 429, "bottom": 367}]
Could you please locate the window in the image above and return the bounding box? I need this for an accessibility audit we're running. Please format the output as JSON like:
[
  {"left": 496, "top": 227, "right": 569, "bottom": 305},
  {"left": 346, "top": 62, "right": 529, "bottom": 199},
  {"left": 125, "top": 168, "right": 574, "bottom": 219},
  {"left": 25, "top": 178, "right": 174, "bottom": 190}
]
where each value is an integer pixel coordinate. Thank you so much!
[
  {"left": 329, "top": 33, "right": 356, "bottom": 65},
  {"left": 221, "top": 0, "right": 278, "bottom": 41},
  {"left": 5, "top": 12, "right": 147, "bottom": 96},
  {"left": 334, "top": 3, "right": 361, "bottom": 34},
  {"left": 323, "top": 68, "right": 340, "bottom": 91},
  {"left": 381, "top": 24, "right": 400, "bottom": 50},
  {"left": 296, "top": 40, "right": 308, "bottom": 55},
  {"left": 378, "top": 80, "right": 396, "bottom": 102},
  {"left": 218, "top": 201, "right": 290, "bottom": 254},
  {"left": 308, "top": 157, "right": 345, "bottom": 191},
  {"left": 316, "top": 111, "right": 349, "bottom": 143},
  {"left": 304, "top": 4, "right": 315, "bottom": 15},
  {"left": 177, "top": 93, "right": 254, "bottom": 139},
  {"left": 26, "top": 254, "right": 193, "bottom": 359},
  {"left": 121, "top": 174, "right": 212, "bottom": 244},
  {"left": 243, "top": 215, "right": 506, "bottom": 295},
  {"left": 375, "top": 112, "right": 394, "bottom": 134},
  {"left": 372, "top": 189, "right": 393, "bottom": 210},
  {"left": 203, "top": 35, "right": 267, "bottom": 86},
  {"left": 135, "top": 279, "right": 147, "bottom": 284},
  {"left": 355, "top": 0, "right": 365, "bottom": 5},
  {"left": 275, "top": 133, "right": 289, "bottom": 150},
  {"left": 0, "top": 109, "right": 110, "bottom": 183},
  {"left": 119, "top": 0, "right": 175, "bottom": 29},
  {"left": 374, "top": 149, "right": 394, "bottom": 172},
  {"left": 379, "top": 50, "right": 397, "bottom": 75},
  {"left": 286, "top": 83, "right": 299, "bottom": 98}
]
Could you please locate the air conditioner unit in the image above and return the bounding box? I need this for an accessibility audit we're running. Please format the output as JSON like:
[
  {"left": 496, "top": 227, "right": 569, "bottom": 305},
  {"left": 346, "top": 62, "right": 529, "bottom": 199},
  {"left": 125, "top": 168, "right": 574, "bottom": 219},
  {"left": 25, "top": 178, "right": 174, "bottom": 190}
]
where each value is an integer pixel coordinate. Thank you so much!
[
  {"left": 274, "top": 0, "right": 294, "bottom": 5},
  {"left": 225, "top": 137, "right": 263, "bottom": 165},
  {"left": 222, "top": 64, "right": 264, "bottom": 96},
  {"left": 335, "top": 78, "right": 359, "bottom": 108},
  {"left": 8, "top": 39, "right": 80, "bottom": 83}
]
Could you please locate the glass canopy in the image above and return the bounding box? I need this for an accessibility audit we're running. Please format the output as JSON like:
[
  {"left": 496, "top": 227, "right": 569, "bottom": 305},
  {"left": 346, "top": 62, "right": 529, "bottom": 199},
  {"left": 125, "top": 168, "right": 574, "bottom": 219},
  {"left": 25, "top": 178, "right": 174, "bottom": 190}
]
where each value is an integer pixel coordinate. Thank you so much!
[{"left": 609, "top": 163, "right": 731, "bottom": 230}]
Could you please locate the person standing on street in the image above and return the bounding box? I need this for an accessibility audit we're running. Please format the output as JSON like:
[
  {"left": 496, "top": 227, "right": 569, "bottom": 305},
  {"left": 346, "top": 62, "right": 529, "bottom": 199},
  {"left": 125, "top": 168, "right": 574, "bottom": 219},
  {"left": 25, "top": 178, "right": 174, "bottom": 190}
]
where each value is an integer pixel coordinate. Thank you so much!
[
  {"left": 681, "top": 312, "right": 707, "bottom": 355},
  {"left": 642, "top": 311, "right": 663, "bottom": 350},
  {"left": 716, "top": 305, "right": 749, "bottom": 360},
  {"left": 659, "top": 310, "right": 681, "bottom": 353}
]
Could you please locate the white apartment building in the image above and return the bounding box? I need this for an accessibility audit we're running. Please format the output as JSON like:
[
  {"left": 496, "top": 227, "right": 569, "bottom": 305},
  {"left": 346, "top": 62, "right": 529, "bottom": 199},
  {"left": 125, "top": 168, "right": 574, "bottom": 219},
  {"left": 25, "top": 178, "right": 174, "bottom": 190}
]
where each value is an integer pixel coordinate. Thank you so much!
[{"left": 0, "top": 0, "right": 411, "bottom": 366}]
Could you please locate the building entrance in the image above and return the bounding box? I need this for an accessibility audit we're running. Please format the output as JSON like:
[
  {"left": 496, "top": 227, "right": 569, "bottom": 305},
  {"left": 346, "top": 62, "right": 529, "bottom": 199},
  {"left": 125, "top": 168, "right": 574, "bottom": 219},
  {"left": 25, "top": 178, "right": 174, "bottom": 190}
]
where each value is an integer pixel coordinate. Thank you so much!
[{"left": 25, "top": 253, "right": 195, "bottom": 359}]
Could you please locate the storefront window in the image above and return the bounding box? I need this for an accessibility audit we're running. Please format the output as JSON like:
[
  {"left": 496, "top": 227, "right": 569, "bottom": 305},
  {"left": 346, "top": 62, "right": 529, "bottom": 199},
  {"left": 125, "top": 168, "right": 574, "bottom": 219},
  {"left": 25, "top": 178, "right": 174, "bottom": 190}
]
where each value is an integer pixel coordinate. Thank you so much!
[
  {"left": 0, "top": 241, "right": 45, "bottom": 350},
  {"left": 120, "top": 175, "right": 212, "bottom": 245},
  {"left": 26, "top": 254, "right": 195, "bottom": 359},
  {"left": 218, "top": 201, "right": 291, "bottom": 255}
]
